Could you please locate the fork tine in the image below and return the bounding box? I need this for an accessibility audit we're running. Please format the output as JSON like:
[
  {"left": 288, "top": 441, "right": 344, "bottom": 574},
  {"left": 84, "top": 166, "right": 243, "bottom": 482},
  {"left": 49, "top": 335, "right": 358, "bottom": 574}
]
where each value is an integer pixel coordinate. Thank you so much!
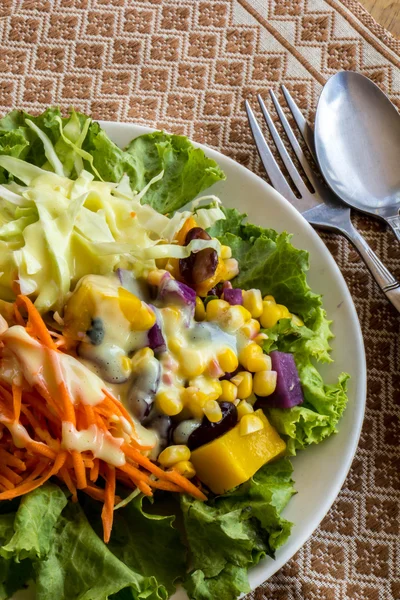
[
  {"left": 269, "top": 90, "right": 320, "bottom": 189},
  {"left": 244, "top": 100, "right": 296, "bottom": 202},
  {"left": 281, "top": 85, "right": 317, "bottom": 162},
  {"left": 257, "top": 94, "right": 309, "bottom": 197}
]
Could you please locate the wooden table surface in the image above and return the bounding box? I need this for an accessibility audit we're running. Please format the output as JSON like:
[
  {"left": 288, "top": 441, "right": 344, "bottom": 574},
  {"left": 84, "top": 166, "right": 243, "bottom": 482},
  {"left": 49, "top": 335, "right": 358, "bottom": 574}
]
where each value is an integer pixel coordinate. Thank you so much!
[{"left": 360, "top": 0, "right": 400, "bottom": 37}]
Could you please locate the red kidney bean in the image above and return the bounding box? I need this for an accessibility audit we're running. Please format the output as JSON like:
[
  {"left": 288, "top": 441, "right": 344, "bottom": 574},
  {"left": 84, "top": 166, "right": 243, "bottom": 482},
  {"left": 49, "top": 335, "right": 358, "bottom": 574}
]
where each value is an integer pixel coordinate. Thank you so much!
[
  {"left": 187, "top": 402, "right": 238, "bottom": 450},
  {"left": 179, "top": 227, "right": 218, "bottom": 284}
]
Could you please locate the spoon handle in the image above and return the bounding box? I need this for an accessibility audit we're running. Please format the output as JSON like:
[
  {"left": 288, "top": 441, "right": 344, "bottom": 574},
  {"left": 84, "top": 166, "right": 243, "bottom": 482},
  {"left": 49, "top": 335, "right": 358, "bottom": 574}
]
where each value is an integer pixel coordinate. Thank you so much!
[
  {"left": 386, "top": 214, "right": 400, "bottom": 243},
  {"left": 340, "top": 220, "right": 400, "bottom": 313}
]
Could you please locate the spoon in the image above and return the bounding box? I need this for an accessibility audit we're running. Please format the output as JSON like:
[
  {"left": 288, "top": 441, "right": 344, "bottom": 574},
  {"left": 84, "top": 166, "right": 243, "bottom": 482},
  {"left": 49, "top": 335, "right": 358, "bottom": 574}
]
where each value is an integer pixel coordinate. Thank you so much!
[{"left": 315, "top": 71, "right": 400, "bottom": 241}]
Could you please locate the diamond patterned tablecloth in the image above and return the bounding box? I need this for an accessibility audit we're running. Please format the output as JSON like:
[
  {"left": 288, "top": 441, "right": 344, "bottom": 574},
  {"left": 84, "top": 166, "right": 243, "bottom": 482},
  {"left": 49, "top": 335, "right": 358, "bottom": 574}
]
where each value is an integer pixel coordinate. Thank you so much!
[{"left": 1, "top": 1, "right": 400, "bottom": 599}]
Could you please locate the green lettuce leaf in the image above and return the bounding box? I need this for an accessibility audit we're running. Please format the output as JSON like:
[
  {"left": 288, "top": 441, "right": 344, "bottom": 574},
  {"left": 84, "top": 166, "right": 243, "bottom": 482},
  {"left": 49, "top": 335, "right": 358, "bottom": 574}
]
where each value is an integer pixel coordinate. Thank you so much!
[
  {"left": 124, "top": 132, "right": 225, "bottom": 214},
  {"left": 83, "top": 494, "right": 186, "bottom": 596},
  {"left": 181, "top": 459, "right": 294, "bottom": 600},
  {"left": 210, "top": 208, "right": 349, "bottom": 455},
  {"left": 0, "top": 108, "right": 226, "bottom": 215},
  {"left": 260, "top": 308, "right": 349, "bottom": 454},
  {"left": 208, "top": 207, "right": 321, "bottom": 320},
  {"left": 34, "top": 501, "right": 167, "bottom": 600},
  {"left": 184, "top": 565, "right": 250, "bottom": 600},
  {"left": 1, "top": 483, "right": 67, "bottom": 562}
]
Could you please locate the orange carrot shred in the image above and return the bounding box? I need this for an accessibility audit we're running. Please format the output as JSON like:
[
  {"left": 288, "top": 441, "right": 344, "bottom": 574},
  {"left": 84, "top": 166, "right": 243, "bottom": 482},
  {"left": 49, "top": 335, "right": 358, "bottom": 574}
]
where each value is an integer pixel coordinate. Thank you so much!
[
  {"left": 90, "top": 458, "right": 100, "bottom": 483},
  {"left": 72, "top": 451, "right": 87, "bottom": 489},
  {"left": 101, "top": 465, "right": 116, "bottom": 544},
  {"left": 59, "top": 466, "right": 78, "bottom": 502},
  {"left": 16, "top": 295, "right": 57, "bottom": 350}
]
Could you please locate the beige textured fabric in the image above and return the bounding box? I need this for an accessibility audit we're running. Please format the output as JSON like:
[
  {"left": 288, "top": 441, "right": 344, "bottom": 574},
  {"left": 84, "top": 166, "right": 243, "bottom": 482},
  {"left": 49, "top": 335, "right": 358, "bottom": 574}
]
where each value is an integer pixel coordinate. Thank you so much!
[{"left": 0, "top": 1, "right": 399, "bottom": 599}]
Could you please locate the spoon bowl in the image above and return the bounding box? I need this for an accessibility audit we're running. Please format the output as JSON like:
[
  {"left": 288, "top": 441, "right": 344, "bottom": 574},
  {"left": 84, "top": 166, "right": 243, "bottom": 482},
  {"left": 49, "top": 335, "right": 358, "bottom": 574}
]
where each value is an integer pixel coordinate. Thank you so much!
[{"left": 315, "top": 71, "right": 400, "bottom": 238}]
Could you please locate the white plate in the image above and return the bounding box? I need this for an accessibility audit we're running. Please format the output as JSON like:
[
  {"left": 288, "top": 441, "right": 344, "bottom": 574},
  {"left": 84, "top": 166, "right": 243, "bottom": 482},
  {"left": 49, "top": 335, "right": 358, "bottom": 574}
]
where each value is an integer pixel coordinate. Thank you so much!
[{"left": 14, "top": 122, "right": 366, "bottom": 600}]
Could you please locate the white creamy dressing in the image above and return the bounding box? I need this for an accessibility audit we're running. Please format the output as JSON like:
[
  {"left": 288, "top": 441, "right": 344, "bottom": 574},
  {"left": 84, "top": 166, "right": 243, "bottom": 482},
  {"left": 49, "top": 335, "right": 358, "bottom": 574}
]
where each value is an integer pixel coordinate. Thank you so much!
[
  {"left": 61, "top": 422, "right": 125, "bottom": 467},
  {"left": 0, "top": 273, "right": 248, "bottom": 463},
  {"left": 0, "top": 326, "right": 105, "bottom": 406},
  {"left": 6, "top": 422, "right": 31, "bottom": 448},
  {"left": 75, "top": 274, "right": 149, "bottom": 384}
]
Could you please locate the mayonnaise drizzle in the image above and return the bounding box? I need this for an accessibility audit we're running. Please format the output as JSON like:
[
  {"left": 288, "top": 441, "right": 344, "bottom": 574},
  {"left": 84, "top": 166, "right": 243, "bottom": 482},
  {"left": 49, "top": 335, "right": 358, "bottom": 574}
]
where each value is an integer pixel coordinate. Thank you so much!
[
  {"left": 0, "top": 326, "right": 106, "bottom": 406},
  {"left": 61, "top": 422, "right": 125, "bottom": 467}
]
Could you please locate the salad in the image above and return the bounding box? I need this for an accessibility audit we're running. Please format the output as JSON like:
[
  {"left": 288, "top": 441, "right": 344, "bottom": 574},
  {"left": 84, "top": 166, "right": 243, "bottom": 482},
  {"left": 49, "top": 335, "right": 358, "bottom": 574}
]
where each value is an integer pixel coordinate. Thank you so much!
[{"left": 0, "top": 108, "right": 349, "bottom": 600}]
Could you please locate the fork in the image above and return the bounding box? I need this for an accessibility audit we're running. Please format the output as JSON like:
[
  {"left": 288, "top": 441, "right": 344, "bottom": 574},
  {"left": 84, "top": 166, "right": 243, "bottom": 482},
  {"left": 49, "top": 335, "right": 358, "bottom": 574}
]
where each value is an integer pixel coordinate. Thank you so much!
[{"left": 245, "top": 87, "right": 400, "bottom": 313}]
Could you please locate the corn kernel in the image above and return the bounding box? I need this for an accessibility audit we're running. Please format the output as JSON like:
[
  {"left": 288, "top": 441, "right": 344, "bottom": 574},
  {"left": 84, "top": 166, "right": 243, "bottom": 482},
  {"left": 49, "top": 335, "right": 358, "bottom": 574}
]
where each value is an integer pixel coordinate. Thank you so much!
[
  {"left": 169, "top": 337, "right": 183, "bottom": 354},
  {"left": 180, "top": 349, "right": 206, "bottom": 378},
  {"left": 260, "top": 300, "right": 283, "bottom": 329},
  {"left": 183, "top": 387, "right": 208, "bottom": 419},
  {"left": 236, "top": 371, "right": 253, "bottom": 399},
  {"left": 253, "top": 370, "right": 277, "bottom": 397},
  {"left": 277, "top": 304, "right": 290, "bottom": 319},
  {"left": 217, "top": 347, "right": 239, "bottom": 373},
  {"left": 239, "top": 342, "right": 262, "bottom": 370},
  {"left": 243, "top": 289, "right": 263, "bottom": 318},
  {"left": 147, "top": 269, "right": 168, "bottom": 286},
  {"left": 120, "top": 355, "right": 132, "bottom": 375},
  {"left": 220, "top": 245, "right": 232, "bottom": 259},
  {"left": 263, "top": 295, "right": 276, "bottom": 302},
  {"left": 224, "top": 258, "right": 239, "bottom": 280},
  {"left": 118, "top": 288, "right": 156, "bottom": 331},
  {"left": 162, "top": 307, "right": 181, "bottom": 331},
  {"left": 158, "top": 445, "right": 191, "bottom": 467},
  {"left": 291, "top": 314, "right": 304, "bottom": 326},
  {"left": 204, "top": 400, "right": 223, "bottom": 423},
  {"left": 254, "top": 333, "right": 269, "bottom": 346},
  {"left": 249, "top": 354, "right": 272, "bottom": 373},
  {"left": 240, "top": 318, "right": 261, "bottom": 339},
  {"left": 230, "top": 373, "right": 244, "bottom": 386},
  {"left": 222, "top": 305, "right": 252, "bottom": 333},
  {"left": 131, "top": 347, "right": 154, "bottom": 368},
  {"left": 219, "top": 380, "right": 237, "bottom": 403},
  {"left": 237, "top": 400, "right": 254, "bottom": 419},
  {"left": 239, "top": 414, "right": 264, "bottom": 436},
  {"left": 195, "top": 297, "right": 206, "bottom": 321},
  {"left": 189, "top": 376, "right": 222, "bottom": 402},
  {"left": 206, "top": 299, "right": 229, "bottom": 321},
  {"left": 156, "top": 389, "right": 183, "bottom": 416},
  {"left": 173, "top": 460, "right": 196, "bottom": 479}
]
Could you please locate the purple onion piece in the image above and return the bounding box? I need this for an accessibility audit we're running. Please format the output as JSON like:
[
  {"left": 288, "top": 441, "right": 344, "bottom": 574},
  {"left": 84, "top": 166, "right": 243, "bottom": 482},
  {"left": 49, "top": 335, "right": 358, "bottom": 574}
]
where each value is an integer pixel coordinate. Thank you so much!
[
  {"left": 148, "top": 306, "right": 166, "bottom": 353},
  {"left": 223, "top": 288, "right": 243, "bottom": 306},
  {"left": 158, "top": 277, "right": 196, "bottom": 311},
  {"left": 258, "top": 351, "right": 304, "bottom": 409}
]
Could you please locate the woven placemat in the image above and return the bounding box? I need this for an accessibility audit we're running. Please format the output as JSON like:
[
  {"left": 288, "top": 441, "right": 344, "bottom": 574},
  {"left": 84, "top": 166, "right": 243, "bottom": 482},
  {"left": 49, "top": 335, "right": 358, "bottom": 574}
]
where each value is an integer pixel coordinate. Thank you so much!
[{"left": 1, "top": 1, "right": 399, "bottom": 599}]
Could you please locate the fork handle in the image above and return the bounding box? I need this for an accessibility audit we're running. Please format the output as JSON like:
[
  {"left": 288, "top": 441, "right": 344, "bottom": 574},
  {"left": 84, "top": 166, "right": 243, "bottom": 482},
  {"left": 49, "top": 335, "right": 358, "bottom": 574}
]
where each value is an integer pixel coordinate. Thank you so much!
[
  {"left": 386, "top": 214, "right": 400, "bottom": 243},
  {"left": 339, "top": 220, "right": 400, "bottom": 313}
]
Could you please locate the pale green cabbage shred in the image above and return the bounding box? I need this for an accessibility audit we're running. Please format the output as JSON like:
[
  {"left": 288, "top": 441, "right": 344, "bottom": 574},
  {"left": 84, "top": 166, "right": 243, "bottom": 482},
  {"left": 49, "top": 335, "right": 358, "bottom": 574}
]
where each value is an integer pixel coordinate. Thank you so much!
[{"left": 0, "top": 116, "right": 225, "bottom": 312}]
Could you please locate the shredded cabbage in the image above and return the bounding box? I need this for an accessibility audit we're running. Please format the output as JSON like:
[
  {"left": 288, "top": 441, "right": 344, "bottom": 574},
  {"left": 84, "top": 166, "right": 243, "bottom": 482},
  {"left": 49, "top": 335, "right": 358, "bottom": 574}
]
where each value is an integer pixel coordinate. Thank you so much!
[{"left": 0, "top": 157, "right": 225, "bottom": 311}]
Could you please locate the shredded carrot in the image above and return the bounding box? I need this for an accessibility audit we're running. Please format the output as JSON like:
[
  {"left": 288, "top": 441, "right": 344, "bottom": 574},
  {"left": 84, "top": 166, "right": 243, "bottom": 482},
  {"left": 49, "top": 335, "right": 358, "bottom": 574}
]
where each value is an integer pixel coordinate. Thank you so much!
[
  {"left": 0, "top": 474, "right": 15, "bottom": 490},
  {"left": 149, "top": 479, "right": 182, "bottom": 493},
  {"left": 0, "top": 464, "right": 23, "bottom": 485},
  {"left": 72, "top": 451, "right": 87, "bottom": 489},
  {"left": 0, "top": 449, "right": 26, "bottom": 471},
  {"left": 102, "top": 466, "right": 116, "bottom": 544},
  {"left": 59, "top": 466, "right": 77, "bottom": 502},
  {"left": 16, "top": 295, "right": 57, "bottom": 350},
  {"left": 13, "top": 304, "right": 25, "bottom": 326},
  {"left": 0, "top": 298, "right": 208, "bottom": 543},
  {"left": 12, "top": 382, "right": 22, "bottom": 422}
]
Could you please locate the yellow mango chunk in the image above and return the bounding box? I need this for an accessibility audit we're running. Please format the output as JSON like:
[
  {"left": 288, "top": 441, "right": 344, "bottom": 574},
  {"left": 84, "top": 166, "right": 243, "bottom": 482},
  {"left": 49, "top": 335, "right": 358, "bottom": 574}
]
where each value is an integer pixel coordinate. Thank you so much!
[
  {"left": 64, "top": 275, "right": 117, "bottom": 338},
  {"left": 191, "top": 409, "right": 286, "bottom": 495},
  {"left": 118, "top": 287, "right": 156, "bottom": 331}
]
